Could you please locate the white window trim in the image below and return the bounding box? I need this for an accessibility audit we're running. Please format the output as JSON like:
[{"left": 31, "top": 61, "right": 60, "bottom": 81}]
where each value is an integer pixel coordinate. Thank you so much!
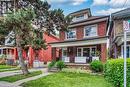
[
  {"left": 84, "top": 24, "right": 98, "bottom": 38},
  {"left": 65, "top": 29, "right": 76, "bottom": 40},
  {"left": 121, "top": 45, "right": 130, "bottom": 58},
  {"left": 62, "top": 48, "right": 67, "bottom": 57},
  {"left": 77, "top": 46, "right": 97, "bottom": 57}
]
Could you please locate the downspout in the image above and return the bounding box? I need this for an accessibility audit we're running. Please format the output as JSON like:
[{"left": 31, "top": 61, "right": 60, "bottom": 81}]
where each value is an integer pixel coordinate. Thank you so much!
[{"left": 106, "top": 14, "right": 112, "bottom": 58}]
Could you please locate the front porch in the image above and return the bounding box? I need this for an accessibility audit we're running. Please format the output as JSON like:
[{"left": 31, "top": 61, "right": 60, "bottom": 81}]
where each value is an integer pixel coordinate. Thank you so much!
[{"left": 51, "top": 44, "right": 107, "bottom": 64}]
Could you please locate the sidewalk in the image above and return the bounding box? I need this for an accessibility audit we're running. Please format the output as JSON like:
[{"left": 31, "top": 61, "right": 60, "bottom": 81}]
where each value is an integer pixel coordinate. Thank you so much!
[
  {"left": 0, "top": 68, "right": 50, "bottom": 87},
  {"left": 0, "top": 68, "right": 44, "bottom": 78},
  {"left": 13, "top": 72, "right": 50, "bottom": 86}
]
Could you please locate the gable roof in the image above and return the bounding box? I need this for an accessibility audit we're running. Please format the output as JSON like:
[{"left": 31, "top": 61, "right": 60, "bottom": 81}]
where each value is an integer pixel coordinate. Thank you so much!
[{"left": 69, "top": 8, "right": 92, "bottom": 17}]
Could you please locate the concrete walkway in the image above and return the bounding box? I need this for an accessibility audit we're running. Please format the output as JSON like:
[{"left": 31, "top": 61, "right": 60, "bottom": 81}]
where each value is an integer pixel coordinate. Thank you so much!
[
  {"left": 0, "top": 68, "right": 50, "bottom": 87},
  {"left": 13, "top": 72, "right": 50, "bottom": 86},
  {"left": 0, "top": 68, "right": 44, "bottom": 78}
]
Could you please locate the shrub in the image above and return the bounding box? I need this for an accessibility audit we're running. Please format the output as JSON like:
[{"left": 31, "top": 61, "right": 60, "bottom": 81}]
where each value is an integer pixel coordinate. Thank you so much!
[
  {"left": 48, "top": 61, "right": 56, "bottom": 69},
  {"left": 90, "top": 60, "right": 103, "bottom": 72},
  {"left": 56, "top": 61, "right": 65, "bottom": 70},
  {"left": 104, "top": 58, "right": 130, "bottom": 87}
]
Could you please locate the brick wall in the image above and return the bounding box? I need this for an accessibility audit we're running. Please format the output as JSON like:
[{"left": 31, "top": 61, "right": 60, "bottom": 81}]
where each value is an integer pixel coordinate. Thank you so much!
[
  {"left": 76, "top": 26, "right": 84, "bottom": 40},
  {"left": 59, "top": 31, "right": 65, "bottom": 41},
  {"left": 101, "top": 43, "right": 107, "bottom": 62},
  {"left": 59, "top": 21, "right": 107, "bottom": 41},
  {"left": 98, "top": 21, "right": 107, "bottom": 37}
]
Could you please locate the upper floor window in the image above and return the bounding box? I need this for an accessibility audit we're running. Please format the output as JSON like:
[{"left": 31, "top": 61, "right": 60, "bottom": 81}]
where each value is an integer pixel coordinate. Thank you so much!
[
  {"left": 72, "top": 14, "right": 88, "bottom": 22},
  {"left": 84, "top": 25, "right": 97, "bottom": 37},
  {"left": 66, "top": 30, "right": 76, "bottom": 40},
  {"left": 76, "top": 14, "right": 84, "bottom": 20},
  {"left": 0, "top": 1, "right": 13, "bottom": 16}
]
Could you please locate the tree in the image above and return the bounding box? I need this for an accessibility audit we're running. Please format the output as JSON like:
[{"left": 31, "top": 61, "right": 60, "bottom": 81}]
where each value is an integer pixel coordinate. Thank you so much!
[
  {"left": 0, "top": 8, "right": 35, "bottom": 74},
  {"left": 0, "top": 0, "right": 72, "bottom": 75}
]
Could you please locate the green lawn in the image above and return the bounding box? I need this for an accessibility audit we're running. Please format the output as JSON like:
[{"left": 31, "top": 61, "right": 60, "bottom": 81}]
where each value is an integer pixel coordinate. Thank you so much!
[
  {"left": 0, "top": 65, "right": 16, "bottom": 69},
  {"left": 0, "top": 71, "right": 42, "bottom": 82},
  {"left": 22, "top": 72, "right": 114, "bottom": 87}
]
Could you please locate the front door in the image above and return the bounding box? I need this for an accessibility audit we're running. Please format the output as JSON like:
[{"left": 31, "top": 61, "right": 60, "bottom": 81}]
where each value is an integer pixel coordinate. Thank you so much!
[{"left": 62, "top": 48, "right": 69, "bottom": 62}]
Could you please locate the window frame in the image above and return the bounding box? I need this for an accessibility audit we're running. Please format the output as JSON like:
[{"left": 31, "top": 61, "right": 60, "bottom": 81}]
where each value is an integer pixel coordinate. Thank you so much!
[
  {"left": 77, "top": 46, "right": 97, "bottom": 57},
  {"left": 84, "top": 25, "right": 98, "bottom": 38},
  {"left": 66, "top": 29, "right": 76, "bottom": 40},
  {"left": 62, "top": 48, "right": 67, "bottom": 57}
]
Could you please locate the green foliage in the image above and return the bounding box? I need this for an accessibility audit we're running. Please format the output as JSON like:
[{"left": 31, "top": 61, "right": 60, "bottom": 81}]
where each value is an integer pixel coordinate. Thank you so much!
[
  {"left": 48, "top": 61, "right": 56, "bottom": 69},
  {"left": 56, "top": 61, "right": 66, "bottom": 70},
  {"left": 0, "top": 54, "right": 7, "bottom": 59},
  {"left": 90, "top": 60, "right": 103, "bottom": 72},
  {"left": 104, "top": 59, "right": 130, "bottom": 87}
]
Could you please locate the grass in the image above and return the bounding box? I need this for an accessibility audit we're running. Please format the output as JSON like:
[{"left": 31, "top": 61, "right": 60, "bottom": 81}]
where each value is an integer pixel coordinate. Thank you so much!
[
  {"left": 0, "top": 65, "right": 16, "bottom": 69},
  {"left": 0, "top": 71, "right": 42, "bottom": 82},
  {"left": 22, "top": 72, "right": 114, "bottom": 87}
]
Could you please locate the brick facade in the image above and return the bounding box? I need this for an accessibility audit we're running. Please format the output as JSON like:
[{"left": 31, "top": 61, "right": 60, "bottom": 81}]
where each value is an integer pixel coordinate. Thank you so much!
[
  {"left": 98, "top": 21, "right": 107, "bottom": 36},
  {"left": 101, "top": 44, "right": 107, "bottom": 62},
  {"left": 60, "top": 21, "right": 107, "bottom": 41}
]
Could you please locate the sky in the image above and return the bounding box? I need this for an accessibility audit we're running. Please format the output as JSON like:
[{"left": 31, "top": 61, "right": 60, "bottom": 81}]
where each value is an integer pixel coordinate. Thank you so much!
[{"left": 43, "top": 0, "right": 130, "bottom": 16}]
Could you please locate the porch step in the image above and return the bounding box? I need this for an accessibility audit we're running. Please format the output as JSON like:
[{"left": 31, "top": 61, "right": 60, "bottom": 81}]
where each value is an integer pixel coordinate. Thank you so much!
[
  {"left": 65, "top": 63, "right": 90, "bottom": 70},
  {"left": 48, "top": 67, "right": 59, "bottom": 72}
]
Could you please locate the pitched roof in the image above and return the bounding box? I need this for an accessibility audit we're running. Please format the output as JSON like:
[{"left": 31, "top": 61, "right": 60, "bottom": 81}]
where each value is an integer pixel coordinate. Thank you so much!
[
  {"left": 69, "top": 8, "right": 92, "bottom": 17},
  {"left": 112, "top": 8, "right": 130, "bottom": 20}
]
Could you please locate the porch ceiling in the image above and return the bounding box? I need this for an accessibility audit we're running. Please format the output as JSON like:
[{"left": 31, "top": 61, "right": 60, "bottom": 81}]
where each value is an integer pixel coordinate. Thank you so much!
[{"left": 50, "top": 37, "right": 107, "bottom": 47}]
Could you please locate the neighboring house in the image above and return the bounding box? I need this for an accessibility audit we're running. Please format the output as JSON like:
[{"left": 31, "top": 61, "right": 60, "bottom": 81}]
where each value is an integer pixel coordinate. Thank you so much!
[
  {"left": 49, "top": 8, "right": 109, "bottom": 64},
  {"left": 0, "top": 0, "right": 60, "bottom": 67},
  {"left": 108, "top": 8, "right": 130, "bottom": 58}
]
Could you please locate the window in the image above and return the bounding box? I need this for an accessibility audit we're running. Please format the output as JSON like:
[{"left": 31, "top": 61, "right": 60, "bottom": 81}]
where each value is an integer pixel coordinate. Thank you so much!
[
  {"left": 121, "top": 45, "right": 130, "bottom": 58},
  {"left": 62, "top": 48, "right": 67, "bottom": 57},
  {"left": 72, "top": 14, "right": 88, "bottom": 22},
  {"left": 0, "top": 1, "right": 13, "bottom": 16},
  {"left": 66, "top": 30, "right": 76, "bottom": 39},
  {"left": 76, "top": 14, "right": 84, "bottom": 20},
  {"left": 84, "top": 25, "right": 97, "bottom": 37},
  {"left": 77, "top": 48, "right": 82, "bottom": 56},
  {"left": 83, "top": 48, "right": 90, "bottom": 57},
  {"left": 77, "top": 47, "right": 96, "bottom": 57},
  {"left": 91, "top": 47, "right": 96, "bottom": 56}
]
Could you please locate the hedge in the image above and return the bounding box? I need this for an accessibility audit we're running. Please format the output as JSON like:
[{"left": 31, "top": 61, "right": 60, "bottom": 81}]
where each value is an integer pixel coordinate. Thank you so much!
[
  {"left": 90, "top": 60, "right": 103, "bottom": 72},
  {"left": 104, "top": 58, "right": 130, "bottom": 87}
]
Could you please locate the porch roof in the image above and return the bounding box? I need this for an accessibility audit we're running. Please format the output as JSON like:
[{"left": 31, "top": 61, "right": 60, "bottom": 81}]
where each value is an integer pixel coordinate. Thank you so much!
[
  {"left": 49, "top": 36, "right": 108, "bottom": 47},
  {"left": 0, "top": 45, "right": 14, "bottom": 49}
]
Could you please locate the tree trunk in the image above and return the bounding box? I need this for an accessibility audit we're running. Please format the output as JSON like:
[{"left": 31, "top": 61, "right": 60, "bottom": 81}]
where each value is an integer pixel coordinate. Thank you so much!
[{"left": 16, "top": 35, "right": 29, "bottom": 75}]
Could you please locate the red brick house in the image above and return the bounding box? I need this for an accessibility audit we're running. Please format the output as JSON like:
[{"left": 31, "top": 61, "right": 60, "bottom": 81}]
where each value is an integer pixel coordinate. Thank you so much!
[
  {"left": 50, "top": 8, "right": 109, "bottom": 64},
  {"left": 0, "top": 32, "right": 60, "bottom": 67}
]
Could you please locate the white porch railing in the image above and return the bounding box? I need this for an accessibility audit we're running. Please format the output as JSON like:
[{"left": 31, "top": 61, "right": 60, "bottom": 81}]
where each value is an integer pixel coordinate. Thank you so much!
[
  {"left": 75, "top": 57, "right": 87, "bottom": 63},
  {"left": 7, "top": 54, "right": 15, "bottom": 59},
  {"left": 62, "top": 57, "right": 70, "bottom": 63},
  {"left": 92, "top": 57, "right": 99, "bottom": 61}
]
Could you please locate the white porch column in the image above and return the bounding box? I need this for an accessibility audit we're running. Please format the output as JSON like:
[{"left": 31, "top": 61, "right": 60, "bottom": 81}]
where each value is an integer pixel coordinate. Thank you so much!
[{"left": 0, "top": 48, "right": 3, "bottom": 54}]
